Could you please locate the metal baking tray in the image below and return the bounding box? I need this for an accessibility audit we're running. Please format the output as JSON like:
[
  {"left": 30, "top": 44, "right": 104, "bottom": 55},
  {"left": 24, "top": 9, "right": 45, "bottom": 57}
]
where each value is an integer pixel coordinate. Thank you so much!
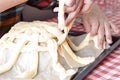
[{"left": 68, "top": 30, "right": 120, "bottom": 80}]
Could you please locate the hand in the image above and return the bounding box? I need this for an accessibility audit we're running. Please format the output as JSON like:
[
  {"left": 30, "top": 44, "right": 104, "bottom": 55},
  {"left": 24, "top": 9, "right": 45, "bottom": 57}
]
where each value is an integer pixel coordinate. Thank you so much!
[
  {"left": 53, "top": 0, "right": 93, "bottom": 26},
  {"left": 81, "top": 3, "right": 120, "bottom": 48}
]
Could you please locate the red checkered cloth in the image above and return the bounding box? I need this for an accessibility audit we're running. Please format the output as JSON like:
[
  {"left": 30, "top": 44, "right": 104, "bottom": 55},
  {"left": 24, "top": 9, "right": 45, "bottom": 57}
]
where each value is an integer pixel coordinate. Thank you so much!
[
  {"left": 46, "top": 0, "right": 120, "bottom": 80},
  {"left": 84, "top": 46, "right": 120, "bottom": 80}
]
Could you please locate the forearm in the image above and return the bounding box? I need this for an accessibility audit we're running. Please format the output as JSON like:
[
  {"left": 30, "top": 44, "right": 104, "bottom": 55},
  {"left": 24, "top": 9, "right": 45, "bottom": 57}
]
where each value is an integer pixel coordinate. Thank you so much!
[{"left": 0, "top": 0, "right": 28, "bottom": 12}]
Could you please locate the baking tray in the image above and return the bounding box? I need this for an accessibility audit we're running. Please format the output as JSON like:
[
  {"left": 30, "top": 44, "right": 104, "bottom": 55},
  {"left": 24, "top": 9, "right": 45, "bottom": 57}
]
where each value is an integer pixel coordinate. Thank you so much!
[{"left": 68, "top": 30, "right": 120, "bottom": 80}]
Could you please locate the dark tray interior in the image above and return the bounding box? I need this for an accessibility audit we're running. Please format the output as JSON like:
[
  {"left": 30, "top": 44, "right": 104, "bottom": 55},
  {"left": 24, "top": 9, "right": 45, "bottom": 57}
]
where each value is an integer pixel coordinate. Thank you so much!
[{"left": 68, "top": 31, "right": 120, "bottom": 80}]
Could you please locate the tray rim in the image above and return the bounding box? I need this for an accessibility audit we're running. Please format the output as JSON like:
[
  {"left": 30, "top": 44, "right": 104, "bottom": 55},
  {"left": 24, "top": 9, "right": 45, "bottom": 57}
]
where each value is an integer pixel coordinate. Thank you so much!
[{"left": 70, "top": 34, "right": 120, "bottom": 80}]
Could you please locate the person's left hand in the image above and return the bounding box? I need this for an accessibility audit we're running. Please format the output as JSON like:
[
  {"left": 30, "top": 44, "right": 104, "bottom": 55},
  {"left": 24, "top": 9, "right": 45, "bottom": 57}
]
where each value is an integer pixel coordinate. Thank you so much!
[{"left": 81, "top": 3, "right": 120, "bottom": 48}]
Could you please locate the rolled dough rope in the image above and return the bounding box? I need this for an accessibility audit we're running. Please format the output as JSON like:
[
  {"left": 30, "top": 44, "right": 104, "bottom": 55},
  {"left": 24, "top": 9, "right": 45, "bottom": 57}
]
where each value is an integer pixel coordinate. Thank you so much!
[
  {"left": 43, "top": 23, "right": 64, "bottom": 41},
  {"left": 66, "top": 34, "right": 91, "bottom": 51},
  {"left": 47, "top": 39, "right": 58, "bottom": 63},
  {"left": 38, "top": 28, "right": 56, "bottom": 42},
  {"left": 58, "top": 45, "right": 82, "bottom": 68},
  {"left": 57, "top": 0, "right": 76, "bottom": 45},
  {"left": 66, "top": 37, "right": 79, "bottom": 51},
  {"left": 0, "top": 39, "right": 27, "bottom": 74},
  {"left": 37, "top": 46, "right": 48, "bottom": 52},
  {"left": 58, "top": 0, "right": 65, "bottom": 30},
  {"left": 67, "top": 34, "right": 106, "bottom": 52},
  {"left": 47, "top": 39, "right": 76, "bottom": 80},
  {"left": 61, "top": 40, "right": 95, "bottom": 67},
  {"left": 77, "top": 34, "right": 105, "bottom": 50},
  {"left": 16, "top": 33, "right": 39, "bottom": 78}
]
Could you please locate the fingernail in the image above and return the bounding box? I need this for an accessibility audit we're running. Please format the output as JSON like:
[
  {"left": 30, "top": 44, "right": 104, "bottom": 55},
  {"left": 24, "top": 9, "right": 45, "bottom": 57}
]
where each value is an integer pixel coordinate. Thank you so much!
[
  {"left": 53, "top": 7, "right": 58, "bottom": 12},
  {"left": 108, "top": 40, "right": 112, "bottom": 44},
  {"left": 116, "top": 30, "right": 120, "bottom": 34}
]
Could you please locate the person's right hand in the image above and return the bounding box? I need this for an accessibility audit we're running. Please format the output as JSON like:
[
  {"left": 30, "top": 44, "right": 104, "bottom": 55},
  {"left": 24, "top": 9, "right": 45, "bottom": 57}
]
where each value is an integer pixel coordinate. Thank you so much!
[{"left": 53, "top": 0, "right": 93, "bottom": 26}]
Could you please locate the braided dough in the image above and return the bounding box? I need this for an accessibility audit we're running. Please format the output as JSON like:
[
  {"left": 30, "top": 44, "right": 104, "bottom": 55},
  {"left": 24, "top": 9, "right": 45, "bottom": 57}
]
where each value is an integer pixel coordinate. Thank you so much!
[{"left": 0, "top": 0, "right": 106, "bottom": 80}]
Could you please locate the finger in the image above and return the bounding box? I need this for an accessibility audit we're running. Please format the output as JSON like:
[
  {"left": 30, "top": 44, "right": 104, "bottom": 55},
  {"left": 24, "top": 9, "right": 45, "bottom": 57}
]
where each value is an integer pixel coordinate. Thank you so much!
[
  {"left": 64, "top": 4, "right": 77, "bottom": 13},
  {"left": 54, "top": 1, "right": 77, "bottom": 13},
  {"left": 98, "top": 23, "right": 105, "bottom": 49},
  {"left": 112, "top": 32, "right": 120, "bottom": 36},
  {"left": 104, "top": 21, "right": 112, "bottom": 44},
  {"left": 89, "top": 17, "right": 99, "bottom": 36},
  {"left": 65, "top": 0, "right": 76, "bottom": 7},
  {"left": 54, "top": 5, "right": 77, "bottom": 13},
  {"left": 83, "top": 18, "right": 91, "bottom": 32},
  {"left": 81, "top": 0, "right": 93, "bottom": 13},
  {"left": 53, "top": 7, "right": 59, "bottom": 12},
  {"left": 64, "top": 0, "right": 82, "bottom": 13},
  {"left": 66, "top": 0, "right": 83, "bottom": 25},
  {"left": 109, "top": 22, "right": 120, "bottom": 34},
  {"left": 65, "top": 12, "right": 76, "bottom": 26}
]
